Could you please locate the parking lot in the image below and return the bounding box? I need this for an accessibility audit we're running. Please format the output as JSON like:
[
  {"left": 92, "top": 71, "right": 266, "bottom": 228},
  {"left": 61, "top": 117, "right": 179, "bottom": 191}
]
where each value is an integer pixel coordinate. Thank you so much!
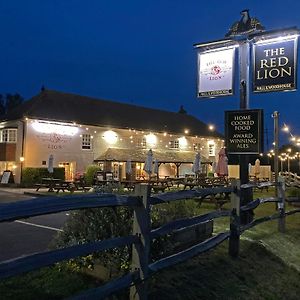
[{"left": 0, "top": 190, "right": 69, "bottom": 261}]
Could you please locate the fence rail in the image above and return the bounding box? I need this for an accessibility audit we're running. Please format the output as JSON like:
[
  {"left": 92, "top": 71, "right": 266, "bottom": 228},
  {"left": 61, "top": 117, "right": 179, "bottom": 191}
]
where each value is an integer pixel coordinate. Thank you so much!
[{"left": 0, "top": 177, "right": 299, "bottom": 300}]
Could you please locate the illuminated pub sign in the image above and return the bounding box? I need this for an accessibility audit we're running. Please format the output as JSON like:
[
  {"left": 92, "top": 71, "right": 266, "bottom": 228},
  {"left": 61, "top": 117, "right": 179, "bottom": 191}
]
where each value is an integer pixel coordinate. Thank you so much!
[
  {"left": 197, "top": 47, "right": 235, "bottom": 98},
  {"left": 253, "top": 37, "right": 298, "bottom": 93},
  {"left": 225, "top": 109, "right": 263, "bottom": 155}
]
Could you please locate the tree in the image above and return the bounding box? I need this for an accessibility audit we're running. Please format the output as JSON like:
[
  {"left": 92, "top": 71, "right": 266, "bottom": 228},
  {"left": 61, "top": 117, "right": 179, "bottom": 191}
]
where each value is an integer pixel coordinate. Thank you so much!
[
  {"left": 5, "top": 93, "right": 24, "bottom": 113},
  {"left": 0, "top": 93, "right": 24, "bottom": 115},
  {"left": 0, "top": 94, "right": 5, "bottom": 115}
]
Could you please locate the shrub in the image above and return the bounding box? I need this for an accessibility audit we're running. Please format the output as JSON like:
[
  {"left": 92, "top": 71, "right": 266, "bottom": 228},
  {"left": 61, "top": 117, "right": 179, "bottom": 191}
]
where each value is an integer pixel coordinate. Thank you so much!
[
  {"left": 52, "top": 197, "right": 201, "bottom": 276},
  {"left": 84, "top": 165, "right": 102, "bottom": 185},
  {"left": 21, "top": 167, "right": 65, "bottom": 187}
]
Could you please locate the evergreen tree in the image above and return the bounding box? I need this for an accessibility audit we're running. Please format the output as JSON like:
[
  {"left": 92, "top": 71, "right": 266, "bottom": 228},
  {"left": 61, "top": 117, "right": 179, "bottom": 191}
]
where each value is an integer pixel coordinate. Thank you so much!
[{"left": 5, "top": 93, "right": 24, "bottom": 113}]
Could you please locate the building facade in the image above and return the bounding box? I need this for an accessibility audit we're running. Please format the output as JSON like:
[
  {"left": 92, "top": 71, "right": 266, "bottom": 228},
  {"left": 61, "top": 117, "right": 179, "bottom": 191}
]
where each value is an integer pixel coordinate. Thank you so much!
[{"left": 0, "top": 90, "right": 224, "bottom": 183}]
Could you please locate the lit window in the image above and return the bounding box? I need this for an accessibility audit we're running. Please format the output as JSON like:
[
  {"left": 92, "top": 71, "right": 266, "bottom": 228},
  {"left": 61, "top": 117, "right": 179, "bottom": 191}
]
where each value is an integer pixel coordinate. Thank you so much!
[
  {"left": 0, "top": 129, "right": 17, "bottom": 143},
  {"left": 169, "top": 140, "right": 179, "bottom": 149},
  {"left": 82, "top": 134, "right": 92, "bottom": 150},
  {"left": 208, "top": 141, "right": 215, "bottom": 156},
  {"left": 136, "top": 137, "right": 147, "bottom": 148},
  {"left": 193, "top": 143, "right": 202, "bottom": 151}
]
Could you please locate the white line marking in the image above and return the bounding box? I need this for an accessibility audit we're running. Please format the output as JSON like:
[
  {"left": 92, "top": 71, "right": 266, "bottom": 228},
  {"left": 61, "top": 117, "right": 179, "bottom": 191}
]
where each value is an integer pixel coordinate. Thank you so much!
[{"left": 15, "top": 220, "right": 63, "bottom": 232}]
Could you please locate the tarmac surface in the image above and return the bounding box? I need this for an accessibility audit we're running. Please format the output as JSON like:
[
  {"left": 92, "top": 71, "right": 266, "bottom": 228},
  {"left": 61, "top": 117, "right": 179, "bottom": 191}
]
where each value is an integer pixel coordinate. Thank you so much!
[{"left": 0, "top": 187, "right": 69, "bottom": 261}]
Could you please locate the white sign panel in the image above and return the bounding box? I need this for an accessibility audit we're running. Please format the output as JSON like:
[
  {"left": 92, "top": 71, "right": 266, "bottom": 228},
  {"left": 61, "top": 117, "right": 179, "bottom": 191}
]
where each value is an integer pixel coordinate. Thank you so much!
[{"left": 197, "top": 48, "right": 235, "bottom": 98}]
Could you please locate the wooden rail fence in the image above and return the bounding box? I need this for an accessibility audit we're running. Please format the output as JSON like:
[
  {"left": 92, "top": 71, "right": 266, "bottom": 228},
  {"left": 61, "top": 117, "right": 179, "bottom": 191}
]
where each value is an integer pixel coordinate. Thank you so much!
[{"left": 0, "top": 176, "right": 299, "bottom": 299}]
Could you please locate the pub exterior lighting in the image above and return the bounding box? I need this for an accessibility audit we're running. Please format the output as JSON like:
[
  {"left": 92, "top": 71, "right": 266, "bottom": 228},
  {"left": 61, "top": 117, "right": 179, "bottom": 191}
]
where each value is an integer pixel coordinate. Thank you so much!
[
  {"left": 145, "top": 133, "right": 157, "bottom": 146},
  {"left": 20, "top": 157, "right": 25, "bottom": 162},
  {"left": 103, "top": 130, "right": 118, "bottom": 144}
]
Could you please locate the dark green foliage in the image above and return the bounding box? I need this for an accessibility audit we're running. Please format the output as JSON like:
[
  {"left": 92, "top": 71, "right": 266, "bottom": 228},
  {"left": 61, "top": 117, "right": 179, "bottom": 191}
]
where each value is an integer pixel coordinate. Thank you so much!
[
  {"left": 0, "top": 94, "right": 5, "bottom": 115},
  {"left": 84, "top": 165, "right": 102, "bottom": 185},
  {"left": 52, "top": 199, "right": 201, "bottom": 275},
  {"left": 21, "top": 167, "right": 65, "bottom": 187},
  {"left": 52, "top": 206, "right": 134, "bottom": 275},
  {"left": 0, "top": 93, "right": 24, "bottom": 115},
  {"left": 5, "top": 93, "right": 24, "bottom": 113}
]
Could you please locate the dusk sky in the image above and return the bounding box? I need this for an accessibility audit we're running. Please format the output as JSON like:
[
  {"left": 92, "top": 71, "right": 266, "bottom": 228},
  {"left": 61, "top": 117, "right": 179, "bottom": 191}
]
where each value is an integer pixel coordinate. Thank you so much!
[{"left": 1, "top": 0, "right": 300, "bottom": 149}]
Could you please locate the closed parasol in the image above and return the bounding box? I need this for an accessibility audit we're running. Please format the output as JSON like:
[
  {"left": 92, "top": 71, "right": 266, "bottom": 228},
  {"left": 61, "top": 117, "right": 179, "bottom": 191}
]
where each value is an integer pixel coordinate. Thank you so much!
[
  {"left": 48, "top": 154, "right": 54, "bottom": 174},
  {"left": 254, "top": 159, "right": 261, "bottom": 178},
  {"left": 216, "top": 148, "right": 228, "bottom": 176},
  {"left": 192, "top": 152, "right": 201, "bottom": 174},
  {"left": 143, "top": 149, "right": 153, "bottom": 175}
]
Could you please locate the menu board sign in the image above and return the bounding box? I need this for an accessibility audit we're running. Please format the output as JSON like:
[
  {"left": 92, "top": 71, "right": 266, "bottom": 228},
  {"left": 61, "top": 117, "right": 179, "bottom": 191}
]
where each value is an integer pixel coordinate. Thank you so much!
[{"left": 225, "top": 109, "right": 263, "bottom": 154}]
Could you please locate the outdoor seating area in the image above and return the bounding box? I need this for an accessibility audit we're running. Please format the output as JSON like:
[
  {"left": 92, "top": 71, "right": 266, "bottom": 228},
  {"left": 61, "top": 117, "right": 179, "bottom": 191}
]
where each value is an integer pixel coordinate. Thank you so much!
[{"left": 35, "top": 177, "right": 90, "bottom": 193}]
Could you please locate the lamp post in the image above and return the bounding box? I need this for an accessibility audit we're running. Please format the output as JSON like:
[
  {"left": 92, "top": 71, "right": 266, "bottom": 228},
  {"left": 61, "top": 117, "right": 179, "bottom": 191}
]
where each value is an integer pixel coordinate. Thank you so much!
[{"left": 19, "top": 156, "right": 25, "bottom": 184}]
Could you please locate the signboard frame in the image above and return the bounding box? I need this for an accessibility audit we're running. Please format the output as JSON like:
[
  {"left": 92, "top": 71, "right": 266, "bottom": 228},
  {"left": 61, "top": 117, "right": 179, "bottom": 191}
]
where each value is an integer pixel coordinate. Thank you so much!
[
  {"left": 252, "top": 36, "right": 298, "bottom": 93},
  {"left": 225, "top": 109, "right": 264, "bottom": 155},
  {"left": 197, "top": 46, "right": 236, "bottom": 98}
]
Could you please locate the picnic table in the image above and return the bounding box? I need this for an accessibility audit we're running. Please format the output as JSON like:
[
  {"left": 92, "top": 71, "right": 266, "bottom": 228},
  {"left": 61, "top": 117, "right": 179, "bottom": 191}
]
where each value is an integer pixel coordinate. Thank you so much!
[{"left": 35, "top": 178, "right": 62, "bottom": 192}]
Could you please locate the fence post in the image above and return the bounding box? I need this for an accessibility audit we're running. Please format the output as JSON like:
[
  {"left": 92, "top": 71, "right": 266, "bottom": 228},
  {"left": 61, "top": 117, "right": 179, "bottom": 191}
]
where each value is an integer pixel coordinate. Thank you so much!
[
  {"left": 130, "top": 184, "right": 151, "bottom": 300},
  {"left": 229, "top": 180, "right": 240, "bottom": 258},
  {"left": 277, "top": 176, "right": 286, "bottom": 233}
]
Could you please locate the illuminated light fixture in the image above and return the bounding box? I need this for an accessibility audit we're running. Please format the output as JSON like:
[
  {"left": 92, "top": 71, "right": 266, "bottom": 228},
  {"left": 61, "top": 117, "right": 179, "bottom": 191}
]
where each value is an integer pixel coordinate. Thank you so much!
[
  {"left": 253, "top": 34, "right": 299, "bottom": 45},
  {"left": 178, "top": 136, "right": 188, "bottom": 148},
  {"left": 146, "top": 133, "right": 157, "bottom": 146},
  {"left": 184, "top": 129, "right": 189, "bottom": 134},
  {"left": 32, "top": 121, "right": 78, "bottom": 136},
  {"left": 91, "top": 136, "right": 94, "bottom": 139},
  {"left": 12, "top": 165, "right": 17, "bottom": 169},
  {"left": 94, "top": 131, "right": 97, "bottom": 133},
  {"left": 86, "top": 128, "right": 89, "bottom": 131},
  {"left": 103, "top": 130, "right": 118, "bottom": 144},
  {"left": 260, "top": 153, "right": 263, "bottom": 157},
  {"left": 291, "top": 136, "right": 296, "bottom": 141},
  {"left": 208, "top": 124, "right": 215, "bottom": 131},
  {"left": 20, "top": 157, "right": 25, "bottom": 162},
  {"left": 163, "top": 132, "right": 167, "bottom": 136},
  {"left": 282, "top": 125, "right": 289, "bottom": 132},
  {"left": 130, "top": 136, "right": 133, "bottom": 139}
]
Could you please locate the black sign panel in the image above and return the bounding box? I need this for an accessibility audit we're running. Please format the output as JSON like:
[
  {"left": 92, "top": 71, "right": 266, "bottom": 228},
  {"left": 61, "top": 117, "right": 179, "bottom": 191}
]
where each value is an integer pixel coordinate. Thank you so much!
[
  {"left": 225, "top": 109, "right": 263, "bottom": 154},
  {"left": 253, "top": 38, "right": 297, "bottom": 93}
]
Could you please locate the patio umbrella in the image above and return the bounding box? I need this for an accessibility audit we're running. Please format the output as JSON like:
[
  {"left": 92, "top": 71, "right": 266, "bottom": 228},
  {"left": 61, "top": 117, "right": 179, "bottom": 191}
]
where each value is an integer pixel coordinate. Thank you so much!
[
  {"left": 143, "top": 149, "right": 153, "bottom": 175},
  {"left": 254, "top": 159, "right": 261, "bottom": 178},
  {"left": 48, "top": 154, "right": 54, "bottom": 174},
  {"left": 248, "top": 163, "right": 252, "bottom": 175},
  {"left": 216, "top": 148, "right": 228, "bottom": 177},
  {"left": 126, "top": 159, "right": 132, "bottom": 174},
  {"left": 192, "top": 152, "right": 201, "bottom": 174}
]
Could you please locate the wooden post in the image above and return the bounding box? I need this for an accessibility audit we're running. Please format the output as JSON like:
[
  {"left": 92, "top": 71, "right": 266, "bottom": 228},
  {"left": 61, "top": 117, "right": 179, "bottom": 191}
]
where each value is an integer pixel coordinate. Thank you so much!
[
  {"left": 277, "top": 176, "right": 286, "bottom": 233},
  {"left": 130, "top": 184, "right": 151, "bottom": 300},
  {"left": 229, "top": 180, "right": 240, "bottom": 258}
]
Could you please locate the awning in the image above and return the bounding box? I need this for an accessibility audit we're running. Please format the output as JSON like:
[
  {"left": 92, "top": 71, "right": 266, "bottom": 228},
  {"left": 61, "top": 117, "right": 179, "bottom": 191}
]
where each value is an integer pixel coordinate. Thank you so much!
[{"left": 94, "top": 148, "right": 212, "bottom": 164}]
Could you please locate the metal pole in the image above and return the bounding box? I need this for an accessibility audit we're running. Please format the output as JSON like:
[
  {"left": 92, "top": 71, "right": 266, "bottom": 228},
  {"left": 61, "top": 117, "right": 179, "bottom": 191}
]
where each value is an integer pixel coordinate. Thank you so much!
[
  {"left": 272, "top": 111, "right": 279, "bottom": 199},
  {"left": 238, "top": 40, "right": 253, "bottom": 224}
]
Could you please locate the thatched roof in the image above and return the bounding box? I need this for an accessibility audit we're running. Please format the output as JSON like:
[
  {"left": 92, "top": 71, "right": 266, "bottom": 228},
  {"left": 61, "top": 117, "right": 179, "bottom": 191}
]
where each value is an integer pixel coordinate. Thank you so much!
[{"left": 94, "top": 148, "right": 212, "bottom": 164}]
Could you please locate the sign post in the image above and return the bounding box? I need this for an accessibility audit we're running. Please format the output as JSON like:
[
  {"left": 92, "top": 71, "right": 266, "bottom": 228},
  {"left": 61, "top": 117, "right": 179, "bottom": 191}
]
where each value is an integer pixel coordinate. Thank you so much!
[{"left": 195, "top": 10, "right": 299, "bottom": 224}]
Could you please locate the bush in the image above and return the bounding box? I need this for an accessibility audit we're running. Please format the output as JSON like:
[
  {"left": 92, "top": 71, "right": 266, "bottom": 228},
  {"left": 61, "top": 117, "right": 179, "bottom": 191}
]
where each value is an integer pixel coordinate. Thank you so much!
[
  {"left": 21, "top": 167, "right": 65, "bottom": 187},
  {"left": 52, "top": 197, "right": 201, "bottom": 276},
  {"left": 84, "top": 165, "right": 102, "bottom": 185}
]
